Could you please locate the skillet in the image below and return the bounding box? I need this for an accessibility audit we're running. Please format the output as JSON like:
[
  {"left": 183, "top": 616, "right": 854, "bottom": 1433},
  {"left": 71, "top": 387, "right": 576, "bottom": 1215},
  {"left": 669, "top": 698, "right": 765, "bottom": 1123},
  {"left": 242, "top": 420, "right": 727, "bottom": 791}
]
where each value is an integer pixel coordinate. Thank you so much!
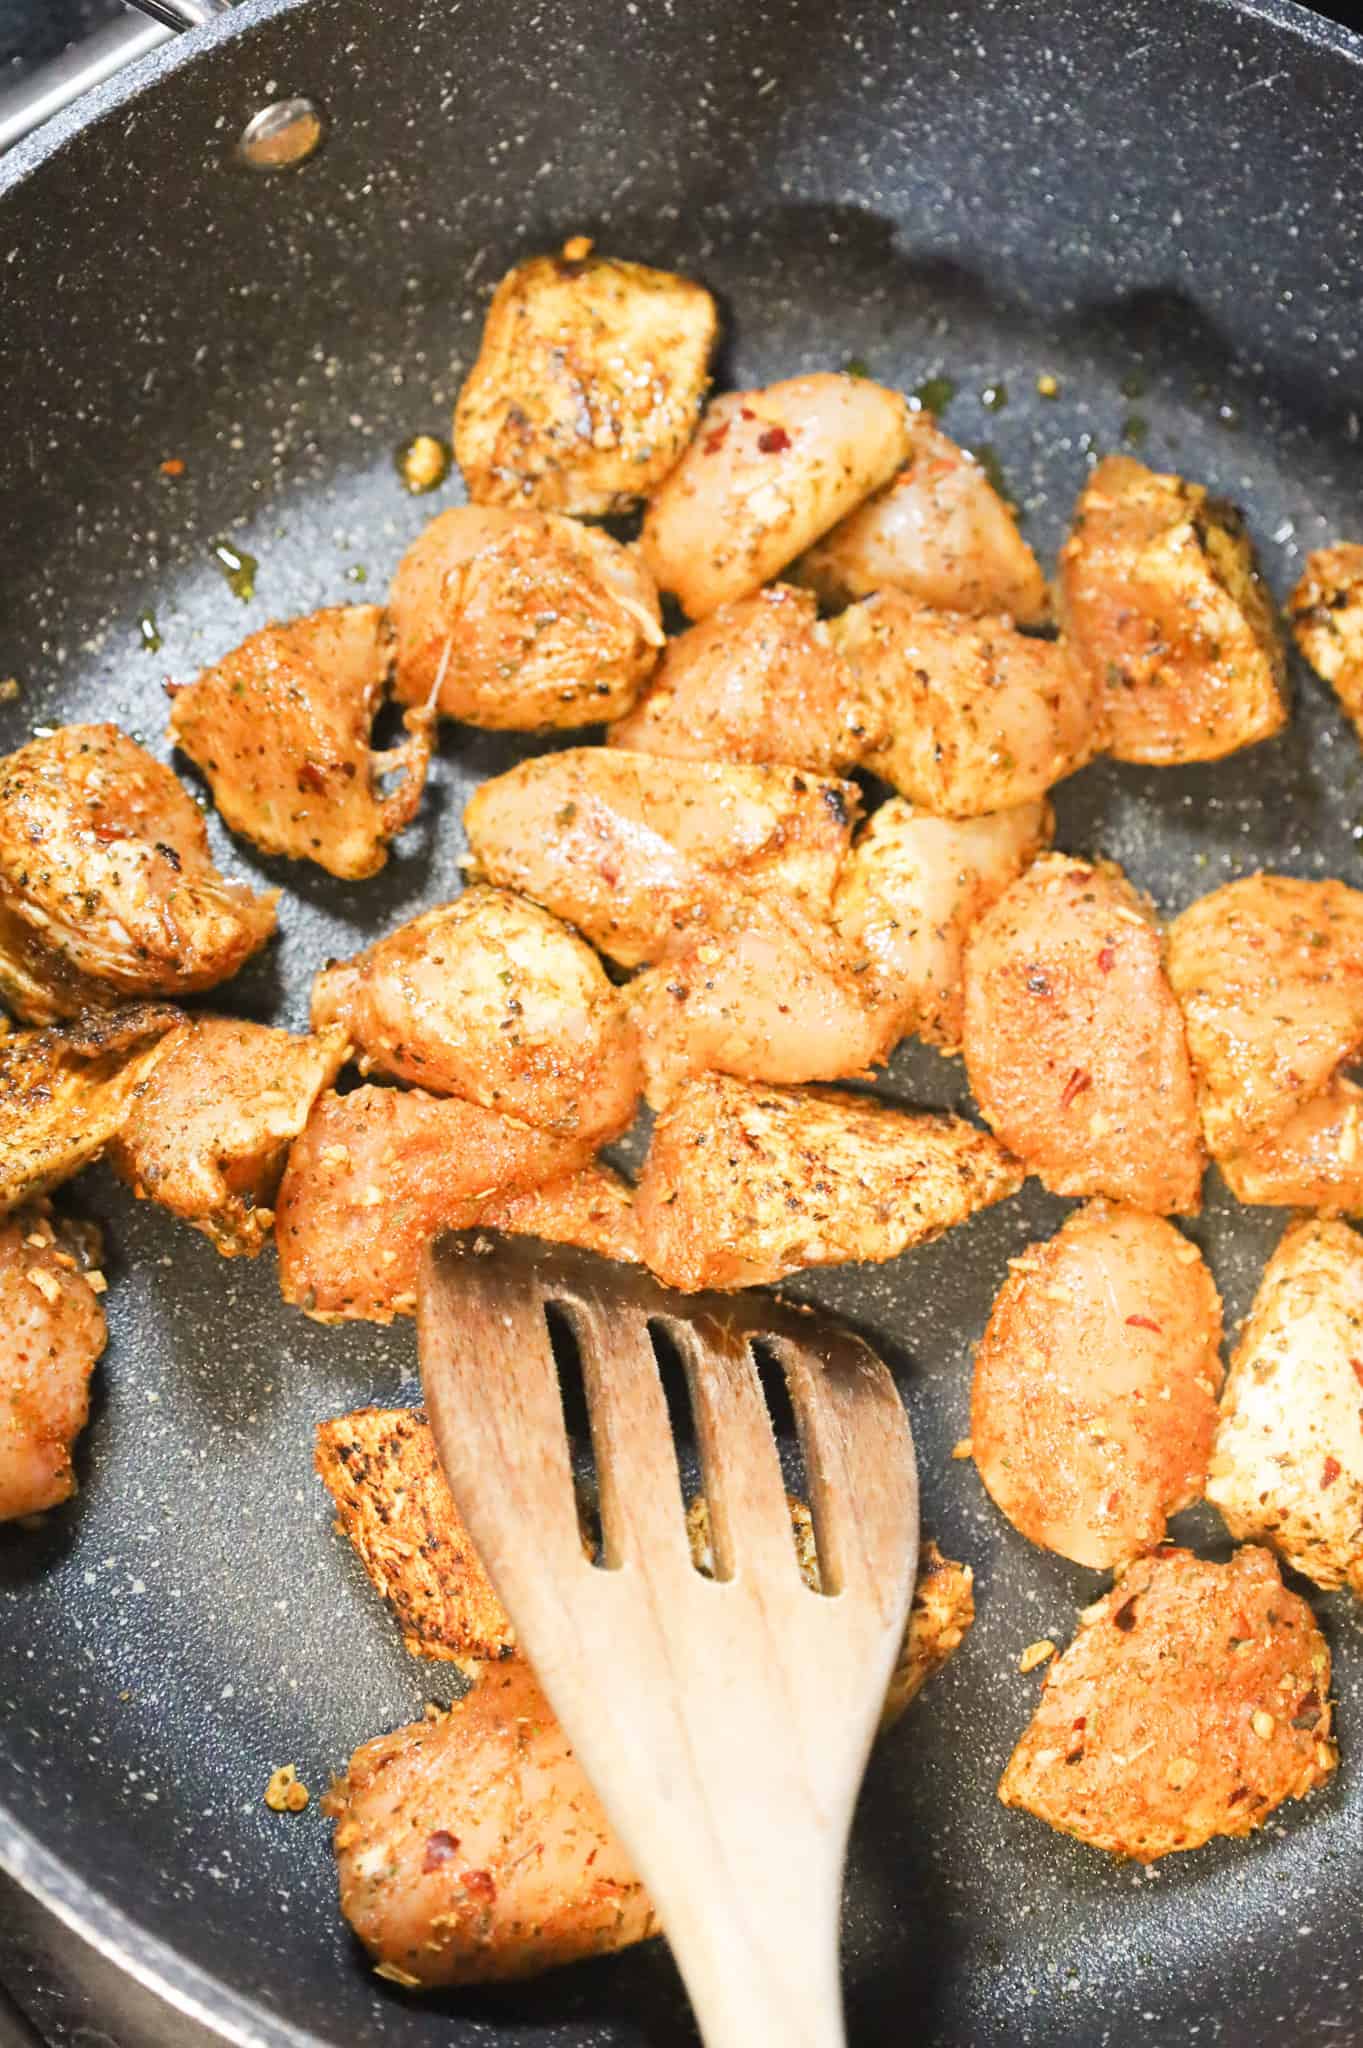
[{"left": 1, "top": 0, "right": 1362, "bottom": 2041}]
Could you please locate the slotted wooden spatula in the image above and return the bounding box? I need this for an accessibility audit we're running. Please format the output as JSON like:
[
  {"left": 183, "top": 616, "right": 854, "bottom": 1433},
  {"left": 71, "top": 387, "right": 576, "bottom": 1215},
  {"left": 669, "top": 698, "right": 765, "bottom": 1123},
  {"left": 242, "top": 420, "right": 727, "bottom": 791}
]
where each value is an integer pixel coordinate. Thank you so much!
[{"left": 418, "top": 1232, "right": 918, "bottom": 2048}]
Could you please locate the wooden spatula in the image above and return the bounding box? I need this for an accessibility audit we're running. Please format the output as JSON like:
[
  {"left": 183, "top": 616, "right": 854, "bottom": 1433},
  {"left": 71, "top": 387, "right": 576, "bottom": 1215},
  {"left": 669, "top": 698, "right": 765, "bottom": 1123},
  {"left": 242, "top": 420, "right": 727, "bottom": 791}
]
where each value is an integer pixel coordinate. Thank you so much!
[{"left": 418, "top": 1232, "right": 918, "bottom": 2048}]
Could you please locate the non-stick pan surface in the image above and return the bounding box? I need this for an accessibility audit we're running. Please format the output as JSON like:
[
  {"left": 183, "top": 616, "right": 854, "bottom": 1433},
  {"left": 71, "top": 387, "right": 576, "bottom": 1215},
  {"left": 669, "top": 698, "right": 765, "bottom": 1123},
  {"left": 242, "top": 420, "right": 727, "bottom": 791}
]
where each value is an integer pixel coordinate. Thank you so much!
[{"left": 1, "top": 1, "right": 1362, "bottom": 2042}]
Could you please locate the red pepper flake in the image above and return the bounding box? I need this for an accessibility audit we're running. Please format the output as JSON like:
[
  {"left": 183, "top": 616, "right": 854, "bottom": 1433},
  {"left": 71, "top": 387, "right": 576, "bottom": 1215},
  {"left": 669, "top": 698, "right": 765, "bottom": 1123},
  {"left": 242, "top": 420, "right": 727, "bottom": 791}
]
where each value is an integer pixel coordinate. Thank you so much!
[
  {"left": 159, "top": 457, "right": 185, "bottom": 477},
  {"left": 1350, "top": 1357, "right": 1363, "bottom": 1390},
  {"left": 1321, "top": 1455, "right": 1342, "bottom": 1489},
  {"left": 461, "top": 1868, "right": 497, "bottom": 1904},
  {"left": 702, "top": 421, "right": 730, "bottom": 455},
  {"left": 739, "top": 406, "right": 757, "bottom": 420},
  {"left": 1059, "top": 1067, "right": 1093, "bottom": 1110},
  {"left": 757, "top": 425, "right": 791, "bottom": 453},
  {"left": 422, "top": 1830, "right": 460, "bottom": 1872},
  {"left": 297, "top": 760, "right": 328, "bottom": 793},
  {"left": 161, "top": 678, "right": 185, "bottom": 699},
  {"left": 1125, "top": 1314, "right": 1162, "bottom": 1333},
  {"left": 1097, "top": 944, "right": 1116, "bottom": 973}
]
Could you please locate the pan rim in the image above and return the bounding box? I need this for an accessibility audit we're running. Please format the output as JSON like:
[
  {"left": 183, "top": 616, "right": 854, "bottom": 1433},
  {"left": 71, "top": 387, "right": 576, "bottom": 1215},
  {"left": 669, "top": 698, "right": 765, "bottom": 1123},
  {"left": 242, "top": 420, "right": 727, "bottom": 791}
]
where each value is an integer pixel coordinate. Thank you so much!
[{"left": 1, "top": 0, "right": 1362, "bottom": 2042}]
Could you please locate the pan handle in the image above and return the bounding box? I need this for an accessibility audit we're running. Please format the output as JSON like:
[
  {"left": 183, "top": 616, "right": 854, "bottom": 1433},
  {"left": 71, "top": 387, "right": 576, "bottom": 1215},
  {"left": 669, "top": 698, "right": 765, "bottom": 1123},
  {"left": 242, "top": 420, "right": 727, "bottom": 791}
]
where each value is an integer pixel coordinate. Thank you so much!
[{"left": 0, "top": 0, "right": 236, "bottom": 155}]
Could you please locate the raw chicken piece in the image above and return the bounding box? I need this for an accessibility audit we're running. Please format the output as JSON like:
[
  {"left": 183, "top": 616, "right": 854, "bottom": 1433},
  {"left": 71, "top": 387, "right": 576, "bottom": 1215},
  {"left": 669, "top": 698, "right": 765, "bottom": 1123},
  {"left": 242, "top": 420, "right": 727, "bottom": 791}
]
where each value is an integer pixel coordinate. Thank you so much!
[
  {"left": 1219, "top": 1074, "right": 1363, "bottom": 1212},
  {"left": 1206, "top": 1217, "right": 1363, "bottom": 1597},
  {"left": 795, "top": 416, "right": 1050, "bottom": 624},
  {"left": 1059, "top": 454, "right": 1287, "bottom": 764},
  {"left": 311, "top": 888, "right": 639, "bottom": 1144},
  {"left": 315, "top": 1406, "right": 515, "bottom": 1663},
  {"left": 970, "top": 1201, "right": 1223, "bottom": 1568},
  {"left": 480, "top": 1164, "right": 640, "bottom": 1266},
  {"left": 108, "top": 1016, "right": 348, "bottom": 1256},
  {"left": 832, "top": 593, "right": 1100, "bottom": 816},
  {"left": 625, "top": 889, "right": 899, "bottom": 1108},
  {"left": 608, "top": 583, "right": 876, "bottom": 773},
  {"left": 0, "top": 1204, "right": 106, "bottom": 1522},
  {"left": 453, "top": 245, "right": 718, "bottom": 514},
  {"left": 834, "top": 797, "right": 1052, "bottom": 1052},
  {"left": 0, "top": 725, "right": 276, "bottom": 999},
  {"left": 635, "top": 1072, "right": 1022, "bottom": 1292},
  {"left": 998, "top": 1547, "right": 1336, "bottom": 1861},
  {"left": 0, "top": 1005, "right": 179, "bottom": 1213},
  {"left": 325, "top": 1659, "right": 660, "bottom": 1987},
  {"left": 464, "top": 748, "right": 857, "bottom": 968},
  {"left": 962, "top": 855, "right": 1204, "bottom": 1213},
  {"left": 168, "top": 606, "right": 431, "bottom": 881},
  {"left": 275, "top": 1086, "right": 593, "bottom": 1323},
  {"left": 388, "top": 506, "right": 662, "bottom": 727},
  {"left": 1289, "top": 543, "right": 1363, "bottom": 740},
  {"left": 1166, "top": 874, "right": 1363, "bottom": 1158},
  {"left": 641, "top": 374, "right": 911, "bottom": 617}
]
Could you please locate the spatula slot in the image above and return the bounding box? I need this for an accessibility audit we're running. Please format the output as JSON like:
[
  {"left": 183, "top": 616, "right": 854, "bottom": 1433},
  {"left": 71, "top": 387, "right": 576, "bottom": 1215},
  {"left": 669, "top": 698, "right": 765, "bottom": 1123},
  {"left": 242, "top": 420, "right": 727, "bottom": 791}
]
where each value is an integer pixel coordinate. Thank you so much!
[
  {"left": 542, "top": 1297, "right": 605, "bottom": 1563},
  {"left": 750, "top": 1336, "right": 829, "bottom": 1594}
]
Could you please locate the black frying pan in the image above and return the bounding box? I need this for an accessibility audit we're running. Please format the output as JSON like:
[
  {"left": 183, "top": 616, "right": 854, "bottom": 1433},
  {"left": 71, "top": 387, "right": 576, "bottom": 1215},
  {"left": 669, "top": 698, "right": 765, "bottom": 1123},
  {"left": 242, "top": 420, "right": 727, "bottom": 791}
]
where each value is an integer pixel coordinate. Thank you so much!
[{"left": 1, "top": 1, "right": 1362, "bottom": 2042}]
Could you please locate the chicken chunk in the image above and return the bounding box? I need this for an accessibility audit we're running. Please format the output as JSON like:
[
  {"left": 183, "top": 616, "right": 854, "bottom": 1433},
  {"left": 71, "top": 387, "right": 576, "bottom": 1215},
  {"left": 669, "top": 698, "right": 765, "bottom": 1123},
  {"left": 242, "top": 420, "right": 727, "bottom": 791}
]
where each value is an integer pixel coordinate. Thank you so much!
[
  {"left": 0, "top": 899, "right": 111, "bottom": 1026},
  {"left": 1167, "top": 874, "right": 1363, "bottom": 1159},
  {"left": 453, "top": 246, "right": 718, "bottom": 515},
  {"left": 325, "top": 1659, "right": 660, "bottom": 1988},
  {"left": 388, "top": 507, "right": 662, "bottom": 728},
  {"left": 1058, "top": 454, "right": 1287, "bottom": 765},
  {"left": 607, "top": 583, "right": 876, "bottom": 773},
  {"left": 480, "top": 1164, "right": 640, "bottom": 1266},
  {"left": 998, "top": 1546, "right": 1336, "bottom": 1861},
  {"left": 962, "top": 856, "right": 1205, "bottom": 1213},
  {"left": 0, "top": 725, "right": 276, "bottom": 1000},
  {"left": 0, "top": 1005, "right": 179, "bottom": 1213},
  {"left": 107, "top": 1016, "right": 348, "bottom": 1256},
  {"left": 834, "top": 798, "right": 1052, "bottom": 1052},
  {"left": 311, "top": 888, "right": 639, "bottom": 1145},
  {"left": 0, "top": 1204, "right": 106, "bottom": 1522},
  {"left": 168, "top": 606, "right": 431, "bottom": 881},
  {"left": 464, "top": 749, "right": 857, "bottom": 968},
  {"left": 1288, "top": 543, "right": 1363, "bottom": 740},
  {"left": 1219, "top": 1074, "right": 1363, "bottom": 1212},
  {"left": 315, "top": 1406, "right": 514, "bottom": 1663},
  {"left": 971, "top": 1202, "right": 1223, "bottom": 1568},
  {"left": 625, "top": 889, "right": 899, "bottom": 1108},
  {"left": 795, "top": 416, "right": 1050, "bottom": 625},
  {"left": 1206, "top": 1218, "right": 1363, "bottom": 1598},
  {"left": 275, "top": 1086, "right": 593, "bottom": 1323},
  {"left": 832, "top": 593, "right": 1100, "bottom": 817},
  {"left": 641, "top": 374, "right": 912, "bottom": 618},
  {"left": 635, "top": 1072, "right": 1022, "bottom": 1292}
]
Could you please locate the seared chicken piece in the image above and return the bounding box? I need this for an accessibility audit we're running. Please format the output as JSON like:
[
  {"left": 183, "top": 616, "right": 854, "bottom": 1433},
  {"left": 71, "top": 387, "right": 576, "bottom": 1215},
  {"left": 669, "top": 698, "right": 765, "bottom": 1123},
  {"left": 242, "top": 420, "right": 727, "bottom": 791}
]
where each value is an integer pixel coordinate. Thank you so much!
[
  {"left": 0, "top": 899, "right": 112, "bottom": 1026},
  {"left": 0, "top": 1204, "right": 106, "bottom": 1522},
  {"left": 388, "top": 507, "right": 662, "bottom": 728},
  {"left": 608, "top": 583, "right": 876, "bottom": 773},
  {"left": 795, "top": 416, "right": 1050, "bottom": 625},
  {"left": 311, "top": 888, "right": 639, "bottom": 1144},
  {"left": 1288, "top": 544, "right": 1363, "bottom": 740},
  {"left": 834, "top": 797, "right": 1052, "bottom": 1052},
  {"left": 625, "top": 889, "right": 899, "bottom": 1108},
  {"left": 1219, "top": 1074, "right": 1363, "bottom": 1212},
  {"left": 464, "top": 748, "right": 857, "bottom": 968},
  {"left": 168, "top": 606, "right": 431, "bottom": 881},
  {"left": 998, "top": 1546, "right": 1337, "bottom": 1861},
  {"left": 1206, "top": 1217, "right": 1363, "bottom": 1597},
  {"left": 0, "top": 725, "right": 276, "bottom": 999},
  {"left": 641, "top": 374, "right": 912, "bottom": 617},
  {"left": 635, "top": 1072, "right": 1022, "bottom": 1292},
  {"left": 832, "top": 593, "right": 1100, "bottom": 817},
  {"left": 316, "top": 1406, "right": 514, "bottom": 1663},
  {"left": 1059, "top": 454, "right": 1287, "bottom": 764},
  {"left": 275, "top": 1086, "right": 593, "bottom": 1322},
  {"left": 0, "top": 1005, "right": 178, "bottom": 1213},
  {"left": 963, "top": 855, "right": 1205, "bottom": 1213},
  {"left": 884, "top": 1540, "right": 976, "bottom": 1729},
  {"left": 970, "top": 1202, "right": 1223, "bottom": 1568},
  {"left": 480, "top": 1164, "right": 640, "bottom": 1266},
  {"left": 108, "top": 1016, "right": 348, "bottom": 1256},
  {"left": 326, "top": 1659, "right": 660, "bottom": 1988},
  {"left": 454, "top": 247, "right": 718, "bottom": 515},
  {"left": 1167, "top": 874, "right": 1363, "bottom": 1159}
]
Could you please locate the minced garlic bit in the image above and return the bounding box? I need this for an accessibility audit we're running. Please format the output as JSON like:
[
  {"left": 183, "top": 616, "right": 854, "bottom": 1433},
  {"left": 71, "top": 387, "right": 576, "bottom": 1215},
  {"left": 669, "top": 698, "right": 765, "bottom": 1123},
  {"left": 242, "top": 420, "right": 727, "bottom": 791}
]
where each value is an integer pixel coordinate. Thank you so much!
[
  {"left": 26, "top": 1266, "right": 61, "bottom": 1305},
  {"left": 1164, "top": 1755, "right": 1198, "bottom": 1790},
  {"left": 398, "top": 433, "right": 451, "bottom": 495},
  {"left": 374, "top": 1961, "right": 424, "bottom": 1989},
  {"left": 1018, "top": 1638, "right": 1056, "bottom": 1674},
  {"left": 0, "top": 677, "right": 21, "bottom": 702},
  {"left": 264, "top": 1762, "right": 310, "bottom": 1813},
  {"left": 1036, "top": 372, "right": 1060, "bottom": 399},
  {"left": 951, "top": 1436, "right": 974, "bottom": 1461},
  {"left": 85, "top": 1270, "right": 108, "bottom": 1295},
  {"left": 1317, "top": 1741, "right": 1337, "bottom": 1771},
  {"left": 1250, "top": 1709, "right": 1276, "bottom": 1741},
  {"left": 561, "top": 233, "right": 594, "bottom": 263}
]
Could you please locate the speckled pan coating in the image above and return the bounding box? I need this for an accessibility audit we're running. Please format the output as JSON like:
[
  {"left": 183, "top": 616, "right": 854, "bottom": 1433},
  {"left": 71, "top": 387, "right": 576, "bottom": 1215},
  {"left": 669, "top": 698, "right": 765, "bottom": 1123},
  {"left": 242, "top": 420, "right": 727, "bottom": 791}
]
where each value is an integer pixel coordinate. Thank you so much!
[{"left": 1, "top": 1, "right": 1362, "bottom": 2044}]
